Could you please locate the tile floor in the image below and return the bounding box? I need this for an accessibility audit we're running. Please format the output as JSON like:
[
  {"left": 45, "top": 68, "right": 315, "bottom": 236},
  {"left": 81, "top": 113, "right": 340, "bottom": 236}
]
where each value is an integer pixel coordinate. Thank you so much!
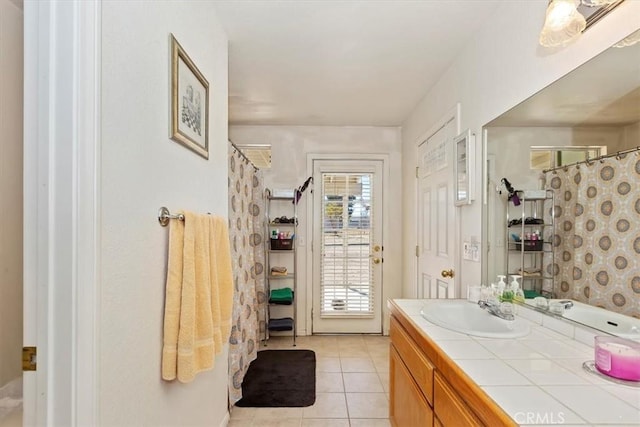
[
  {"left": 0, "top": 407, "right": 21, "bottom": 427},
  {"left": 229, "top": 335, "right": 391, "bottom": 427}
]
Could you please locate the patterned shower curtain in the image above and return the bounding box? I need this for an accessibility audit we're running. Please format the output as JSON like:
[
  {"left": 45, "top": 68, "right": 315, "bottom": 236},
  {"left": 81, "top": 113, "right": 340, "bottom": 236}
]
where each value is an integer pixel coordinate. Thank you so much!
[
  {"left": 228, "top": 147, "right": 266, "bottom": 405},
  {"left": 545, "top": 151, "right": 640, "bottom": 318}
]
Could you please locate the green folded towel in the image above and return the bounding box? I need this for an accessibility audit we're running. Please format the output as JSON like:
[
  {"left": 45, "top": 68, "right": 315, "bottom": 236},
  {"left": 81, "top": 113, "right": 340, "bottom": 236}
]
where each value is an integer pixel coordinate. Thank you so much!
[
  {"left": 523, "top": 289, "right": 541, "bottom": 299},
  {"left": 270, "top": 287, "right": 293, "bottom": 303}
]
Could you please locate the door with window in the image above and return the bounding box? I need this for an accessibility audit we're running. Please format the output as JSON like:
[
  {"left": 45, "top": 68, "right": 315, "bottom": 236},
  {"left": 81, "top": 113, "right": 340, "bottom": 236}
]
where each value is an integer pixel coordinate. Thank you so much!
[
  {"left": 312, "top": 160, "right": 383, "bottom": 333},
  {"left": 417, "top": 118, "right": 457, "bottom": 299}
]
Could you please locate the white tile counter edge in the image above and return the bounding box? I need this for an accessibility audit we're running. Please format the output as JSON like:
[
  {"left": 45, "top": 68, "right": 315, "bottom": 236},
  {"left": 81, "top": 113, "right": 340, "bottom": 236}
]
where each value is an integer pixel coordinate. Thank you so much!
[{"left": 391, "top": 299, "right": 640, "bottom": 426}]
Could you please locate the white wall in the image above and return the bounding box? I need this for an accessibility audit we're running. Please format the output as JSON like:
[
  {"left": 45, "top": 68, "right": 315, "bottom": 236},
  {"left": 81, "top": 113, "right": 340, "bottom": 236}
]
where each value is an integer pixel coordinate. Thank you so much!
[
  {"left": 100, "top": 2, "right": 229, "bottom": 425},
  {"left": 229, "top": 125, "right": 402, "bottom": 334},
  {"left": 620, "top": 121, "right": 640, "bottom": 152},
  {"left": 401, "top": 1, "right": 640, "bottom": 298},
  {"left": 0, "top": 0, "right": 23, "bottom": 388}
]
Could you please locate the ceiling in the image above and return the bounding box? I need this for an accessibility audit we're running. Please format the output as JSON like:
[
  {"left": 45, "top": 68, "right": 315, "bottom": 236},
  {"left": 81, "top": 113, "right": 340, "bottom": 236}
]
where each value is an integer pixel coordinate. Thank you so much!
[
  {"left": 487, "top": 31, "right": 640, "bottom": 128},
  {"left": 212, "top": 1, "right": 504, "bottom": 126}
]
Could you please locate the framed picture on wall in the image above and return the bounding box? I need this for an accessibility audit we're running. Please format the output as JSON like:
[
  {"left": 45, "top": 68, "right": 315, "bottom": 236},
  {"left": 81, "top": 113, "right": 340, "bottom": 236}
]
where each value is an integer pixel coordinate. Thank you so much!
[
  {"left": 170, "top": 34, "right": 209, "bottom": 159},
  {"left": 454, "top": 129, "right": 474, "bottom": 206}
]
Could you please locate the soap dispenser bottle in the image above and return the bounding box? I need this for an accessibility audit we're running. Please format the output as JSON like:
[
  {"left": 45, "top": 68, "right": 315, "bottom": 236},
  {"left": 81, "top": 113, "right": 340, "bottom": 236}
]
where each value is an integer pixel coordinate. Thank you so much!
[
  {"left": 501, "top": 275, "right": 514, "bottom": 302},
  {"left": 495, "top": 275, "right": 507, "bottom": 301},
  {"left": 512, "top": 276, "right": 525, "bottom": 304}
]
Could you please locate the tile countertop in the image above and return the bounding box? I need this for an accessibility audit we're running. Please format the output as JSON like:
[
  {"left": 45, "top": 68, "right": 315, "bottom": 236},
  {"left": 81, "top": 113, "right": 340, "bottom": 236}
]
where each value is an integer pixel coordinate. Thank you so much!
[{"left": 391, "top": 299, "right": 640, "bottom": 426}]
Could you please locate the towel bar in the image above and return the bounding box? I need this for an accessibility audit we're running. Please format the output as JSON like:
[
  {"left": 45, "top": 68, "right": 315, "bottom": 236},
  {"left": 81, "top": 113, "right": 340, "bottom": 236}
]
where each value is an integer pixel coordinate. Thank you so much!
[{"left": 158, "top": 206, "right": 185, "bottom": 227}]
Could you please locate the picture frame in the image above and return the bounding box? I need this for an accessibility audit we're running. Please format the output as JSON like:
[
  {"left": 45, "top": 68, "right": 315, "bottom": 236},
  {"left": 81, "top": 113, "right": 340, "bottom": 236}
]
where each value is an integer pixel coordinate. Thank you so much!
[
  {"left": 454, "top": 129, "right": 474, "bottom": 206},
  {"left": 170, "top": 34, "right": 209, "bottom": 159}
]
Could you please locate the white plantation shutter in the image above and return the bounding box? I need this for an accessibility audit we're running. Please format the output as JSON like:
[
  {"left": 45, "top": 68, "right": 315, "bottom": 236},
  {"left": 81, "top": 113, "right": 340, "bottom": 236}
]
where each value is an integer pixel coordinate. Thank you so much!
[{"left": 320, "top": 173, "right": 374, "bottom": 316}]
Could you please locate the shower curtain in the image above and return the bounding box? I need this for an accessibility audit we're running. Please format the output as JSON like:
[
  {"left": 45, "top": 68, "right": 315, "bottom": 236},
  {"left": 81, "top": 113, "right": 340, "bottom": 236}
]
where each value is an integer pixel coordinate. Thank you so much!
[
  {"left": 544, "top": 151, "right": 640, "bottom": 318},
  {"left": 228, "top": 147, "right": 266, "bottom": 404}
]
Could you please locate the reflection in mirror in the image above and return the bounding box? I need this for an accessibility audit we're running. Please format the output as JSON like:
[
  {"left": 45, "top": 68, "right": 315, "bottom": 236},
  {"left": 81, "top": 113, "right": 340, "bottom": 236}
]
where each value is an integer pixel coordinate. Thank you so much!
[
  {"left": 482, "top": 28, "right": 640, "bottom": 338},
  {"left": 529, "top": 146, "right": 605, "bottom": 170}
]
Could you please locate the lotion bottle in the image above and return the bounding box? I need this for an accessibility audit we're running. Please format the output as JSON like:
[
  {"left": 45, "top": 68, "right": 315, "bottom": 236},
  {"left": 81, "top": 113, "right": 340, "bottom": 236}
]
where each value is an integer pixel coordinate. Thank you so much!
[
  {"left": 513, "top": 278, "right": 525, "bottom": 304},
  {"left": 493, "top": 275, "right": 506, "bottom": 302},
  {"left": 508, "top": 275, "right": 522, "bottom": 310}
]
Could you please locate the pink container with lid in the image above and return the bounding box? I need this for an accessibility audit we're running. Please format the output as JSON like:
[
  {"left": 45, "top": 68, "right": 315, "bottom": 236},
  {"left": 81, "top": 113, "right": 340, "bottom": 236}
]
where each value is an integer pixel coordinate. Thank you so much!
[{"left": 594, "top": 336, "right": 640, "bottom": 382}]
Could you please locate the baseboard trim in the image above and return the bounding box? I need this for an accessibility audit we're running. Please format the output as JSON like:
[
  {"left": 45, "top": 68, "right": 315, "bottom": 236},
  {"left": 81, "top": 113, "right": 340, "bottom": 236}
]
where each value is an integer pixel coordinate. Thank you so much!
[{"left": 219, "top": 411, "right": 230, "bottom": 427}]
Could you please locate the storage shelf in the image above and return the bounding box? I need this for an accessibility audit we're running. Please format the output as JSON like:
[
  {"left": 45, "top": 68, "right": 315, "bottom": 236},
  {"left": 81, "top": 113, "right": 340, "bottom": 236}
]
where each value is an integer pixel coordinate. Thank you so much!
[
  {"left": 508, "top": 274, "right": 553, "bottom": 280},
  {"left": 267, "top": 317, "right": 294, "bottom": 331},
  {"left": 264, "top": 188, "right": 297, "bottom": 346},
  {"left": 268, "top": 196, "right": 294, "bottom": 201},
  {"left": 268, "top": 274, "right": 295, "bottom": 279}
]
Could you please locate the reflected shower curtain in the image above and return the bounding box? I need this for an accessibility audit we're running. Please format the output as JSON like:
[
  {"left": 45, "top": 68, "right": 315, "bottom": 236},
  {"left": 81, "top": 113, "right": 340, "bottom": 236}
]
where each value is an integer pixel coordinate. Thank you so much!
[
  {"left": 228, "top": 147, "right": 266, "bottom": 405},
  {"left": 545, "top": 151, "right": 640, "bottom": 318}
]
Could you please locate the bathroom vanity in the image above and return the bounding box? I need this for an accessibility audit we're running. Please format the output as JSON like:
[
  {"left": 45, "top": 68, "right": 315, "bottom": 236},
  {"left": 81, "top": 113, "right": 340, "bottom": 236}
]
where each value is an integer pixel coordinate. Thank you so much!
[
  {"left": 389, "top": 299, "right": 515, "bottom": 426},
  {"left": 389, "top": 299, "right": 640, "bottom": 426}
]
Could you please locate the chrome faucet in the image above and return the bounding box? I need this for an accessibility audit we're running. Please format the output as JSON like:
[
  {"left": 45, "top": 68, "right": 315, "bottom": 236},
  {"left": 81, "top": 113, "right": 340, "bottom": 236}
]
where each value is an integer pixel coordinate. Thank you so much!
[{"left": 478, "top": 300, "right": 515, "bottom": 321}]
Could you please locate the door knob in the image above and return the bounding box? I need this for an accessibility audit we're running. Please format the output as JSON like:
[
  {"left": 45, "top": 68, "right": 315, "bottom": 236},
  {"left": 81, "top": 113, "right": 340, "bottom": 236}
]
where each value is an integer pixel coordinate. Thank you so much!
[
  {"left": 373, "top": 258, "right": 382, "bottom": 264},
  {"left": 441, "top": 269, "right": 454, "bottom": 278},
  {"left": 373, "top": 245, "right": 382, "bottom": 252}
]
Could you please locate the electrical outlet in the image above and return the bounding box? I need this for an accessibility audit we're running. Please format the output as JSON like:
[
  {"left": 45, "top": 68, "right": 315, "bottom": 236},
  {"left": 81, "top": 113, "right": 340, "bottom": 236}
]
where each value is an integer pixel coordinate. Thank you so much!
[
  {"left": 471, "top": 242, "right": 480, "bottom": 262},
  {"left": 463, "top": 242, "right": 472, "bottom": 260},
  {"left": 463, "top": 240, "right": 480, "bottom": 262},
  {"left": 297, "top": 236, "right": 305, "bottom": 247}
]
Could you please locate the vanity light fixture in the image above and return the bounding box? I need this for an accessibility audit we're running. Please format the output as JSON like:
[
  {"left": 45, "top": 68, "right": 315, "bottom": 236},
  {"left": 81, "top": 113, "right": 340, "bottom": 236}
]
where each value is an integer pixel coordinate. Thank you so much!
[
  {"left": 539, "top": 0, "right": 626, "bottom": 47},
  {"left": 539, "top": 0, "right": 586, "bottom": 47}
]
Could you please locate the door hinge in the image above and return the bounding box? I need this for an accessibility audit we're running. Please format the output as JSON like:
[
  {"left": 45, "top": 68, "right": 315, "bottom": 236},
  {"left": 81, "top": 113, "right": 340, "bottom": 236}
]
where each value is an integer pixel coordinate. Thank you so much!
[
  {"left": 415, "top": 245, "right": 419, "bottom": 257},
  {"left": 415, "top": 167, "right": 419, "bottom": 178},
  {"left": 22, "top": 346, "right": 37, "bottom": 371}
]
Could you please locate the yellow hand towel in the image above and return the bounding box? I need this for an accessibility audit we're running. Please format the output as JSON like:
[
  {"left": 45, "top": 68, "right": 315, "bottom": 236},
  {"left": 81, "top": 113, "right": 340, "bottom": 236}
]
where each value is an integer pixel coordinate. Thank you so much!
[
  {"left": 176, "top": 211, "right": 215, "bottom": 383},
  {"left": 209, "top": 216, "right": 234, "bottom": 349},
  {"left": 161, "top": 212, "right": 185, "bottom": 381}
]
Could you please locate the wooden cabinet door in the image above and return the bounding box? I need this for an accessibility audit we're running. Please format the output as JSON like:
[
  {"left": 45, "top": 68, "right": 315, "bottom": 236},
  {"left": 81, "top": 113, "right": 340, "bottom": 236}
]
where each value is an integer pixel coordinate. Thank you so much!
[
  {"left": 390, "top": 346, "right": 434, "bottom": 427},
  {"left": 434, "top": 372, "right": 482, "bottom": 427}
]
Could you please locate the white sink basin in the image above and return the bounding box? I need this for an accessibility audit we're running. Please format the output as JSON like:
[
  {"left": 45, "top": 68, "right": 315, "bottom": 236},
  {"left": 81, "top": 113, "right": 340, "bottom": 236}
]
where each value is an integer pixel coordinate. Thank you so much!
[{"left": 420, "top": 299, "right": 530, "bottom": 339}]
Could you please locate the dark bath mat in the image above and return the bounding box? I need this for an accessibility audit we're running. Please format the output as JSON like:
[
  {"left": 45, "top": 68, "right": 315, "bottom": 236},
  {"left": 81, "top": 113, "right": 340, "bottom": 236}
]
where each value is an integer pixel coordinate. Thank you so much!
[{"left": 235, "top": 349, "right": 316, "bottom": 407}]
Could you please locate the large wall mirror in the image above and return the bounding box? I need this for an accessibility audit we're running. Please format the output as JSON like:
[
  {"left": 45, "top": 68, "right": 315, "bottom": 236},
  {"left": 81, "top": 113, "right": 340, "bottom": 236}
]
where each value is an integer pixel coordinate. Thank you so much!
[{"left": 482, "top": 27, "right": 640, "bottom": 338}]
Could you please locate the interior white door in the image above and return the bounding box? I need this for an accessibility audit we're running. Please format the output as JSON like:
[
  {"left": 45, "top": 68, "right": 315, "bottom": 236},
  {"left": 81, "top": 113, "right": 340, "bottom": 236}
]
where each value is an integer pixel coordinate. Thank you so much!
[
  {"left": 312, "top": 159, "right": 383, "bottom": 333},
  {"left": 417, "top": 118, "right": 457, "bottom": 299}
]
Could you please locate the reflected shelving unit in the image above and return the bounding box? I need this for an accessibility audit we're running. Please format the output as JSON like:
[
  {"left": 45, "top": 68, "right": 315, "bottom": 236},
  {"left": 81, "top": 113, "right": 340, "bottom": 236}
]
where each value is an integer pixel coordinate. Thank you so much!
[{"left": 505, "top": 189, "right": 555, "bottom": 296}]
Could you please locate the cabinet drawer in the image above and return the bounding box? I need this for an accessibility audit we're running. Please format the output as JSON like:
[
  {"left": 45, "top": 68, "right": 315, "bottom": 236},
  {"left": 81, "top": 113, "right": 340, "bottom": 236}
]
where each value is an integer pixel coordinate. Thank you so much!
[
  {"left": 434, "top": 372, "right": 482, "bottom": 427},
  {"left": 390, "top": 316, "right": 434, "bottom": 405}
]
